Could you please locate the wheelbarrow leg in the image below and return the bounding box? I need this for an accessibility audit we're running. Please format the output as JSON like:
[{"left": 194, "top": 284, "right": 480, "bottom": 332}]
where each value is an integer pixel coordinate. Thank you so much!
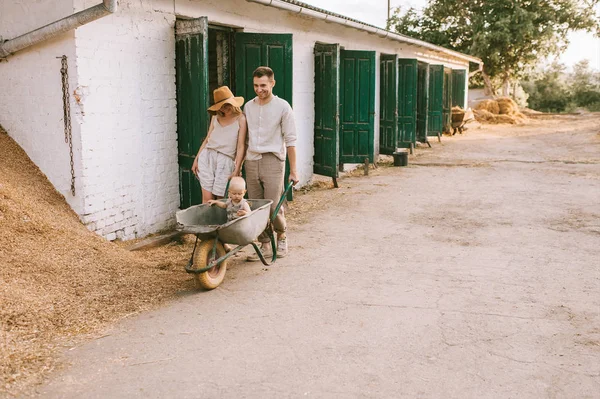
[{"left": 250, "top": 232, "right": 277, "bottom": 266}]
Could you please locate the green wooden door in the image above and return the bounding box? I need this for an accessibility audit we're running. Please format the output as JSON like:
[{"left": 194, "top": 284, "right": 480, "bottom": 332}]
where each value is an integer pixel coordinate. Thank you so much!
[
  {"left": 235, "top": 33, "right": 293, "bottom": 105},
  {"left": 234, "top": 33, "right": 294, "bottom": 200},
  {"left": 443, "top": 67, "right": 452, "bottom": 131},
  {"left": 452, "top": 69, "right": 466, "bottom": 108},
  {"left": 397, "top": 59, "right": 418, "bottom": 149},
  {"left": 175, "top": 17, "right": 209, "bottom": 209},
  {"left": 340, "top": 50, "right": 376, "bottom": 164},
  {"left": 427, "top": 64, "right": 444, "bottom": 137},
  {"left": 379, "top": 54, "right": 397, "bottom": 155},
  {"left": 416, "top": 61, "right": 429, "bottom": 143},
  {"left": 313, "top": 43, "right": 340, "bottom": 178}
]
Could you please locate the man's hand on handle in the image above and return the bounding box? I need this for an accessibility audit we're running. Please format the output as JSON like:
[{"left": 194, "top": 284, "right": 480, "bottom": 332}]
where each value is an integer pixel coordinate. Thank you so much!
[{"left": 288, "top": 171, "right": 299, "bottom": 186}]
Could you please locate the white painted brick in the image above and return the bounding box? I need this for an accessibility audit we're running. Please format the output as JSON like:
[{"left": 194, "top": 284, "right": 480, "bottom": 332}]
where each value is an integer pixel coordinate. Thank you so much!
[
  {"left": 96, "top": 219, "right": 106, "bottom": 230},
  {"left": 124, "top": 226, "right": 137, "bottom": 237}
]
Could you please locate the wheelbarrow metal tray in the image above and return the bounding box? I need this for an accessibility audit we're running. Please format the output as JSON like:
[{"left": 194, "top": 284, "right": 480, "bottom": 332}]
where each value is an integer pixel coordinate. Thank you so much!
[
  {"left": 175, "top": 199, "right": 273, "bottom": 246},
  {"left": 451, "top": 111, "right": 466, "bottom": 124}
]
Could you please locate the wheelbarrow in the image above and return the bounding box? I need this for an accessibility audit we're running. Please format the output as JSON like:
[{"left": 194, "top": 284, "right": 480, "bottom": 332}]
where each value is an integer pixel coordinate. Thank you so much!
[
  {"left": 175, "top": 182, "right": 294, "bottom": 290},
  {"left": 451, "top": 108, "right": 474, "bottom": 135}
]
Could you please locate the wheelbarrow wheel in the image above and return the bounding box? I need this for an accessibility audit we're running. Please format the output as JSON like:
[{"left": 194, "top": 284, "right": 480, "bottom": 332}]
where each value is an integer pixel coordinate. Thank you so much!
[{"left": 194, "top": 239, "right": 228, "bottom": 290}]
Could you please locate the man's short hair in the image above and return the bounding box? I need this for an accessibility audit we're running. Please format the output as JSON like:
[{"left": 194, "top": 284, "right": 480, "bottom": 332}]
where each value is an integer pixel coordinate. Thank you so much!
[{"left": 253, "top": 66, "right": 274, "bottom": 80}]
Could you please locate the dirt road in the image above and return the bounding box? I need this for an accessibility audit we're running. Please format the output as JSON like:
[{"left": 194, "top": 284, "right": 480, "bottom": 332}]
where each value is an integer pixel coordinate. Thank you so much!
[{"left": 34, "top": 116, "right": 600, "bottom": 398}]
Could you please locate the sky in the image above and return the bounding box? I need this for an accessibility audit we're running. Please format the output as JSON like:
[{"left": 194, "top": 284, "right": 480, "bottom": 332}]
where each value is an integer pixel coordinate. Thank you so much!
[{"left": 300, "top": 0, "right": 600, "bottom": 71}]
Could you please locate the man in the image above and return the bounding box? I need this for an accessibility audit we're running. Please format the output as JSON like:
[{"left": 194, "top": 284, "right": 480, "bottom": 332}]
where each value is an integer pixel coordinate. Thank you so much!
[{"left": 244, "top": 66, "right": 298, "bottom": 260}]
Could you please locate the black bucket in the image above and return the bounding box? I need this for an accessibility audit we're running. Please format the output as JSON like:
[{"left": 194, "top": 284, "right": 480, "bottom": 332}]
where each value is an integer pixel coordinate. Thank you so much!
[{"left": 393, "top": 151, "right": 408, "bottom": 167}]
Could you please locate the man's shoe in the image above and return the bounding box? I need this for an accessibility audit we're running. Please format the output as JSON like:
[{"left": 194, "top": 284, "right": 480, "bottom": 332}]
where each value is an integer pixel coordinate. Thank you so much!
[
  {"left": 247, "top": 242, "right": 272, "bottom": 262},
  {"left": 277, "top": 237, "right": 288, "bottom": 258}
]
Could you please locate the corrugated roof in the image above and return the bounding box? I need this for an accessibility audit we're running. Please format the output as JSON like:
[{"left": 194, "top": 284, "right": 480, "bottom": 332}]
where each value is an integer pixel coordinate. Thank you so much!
[{"left": 247, "top": 0, "right": 483, "bottom": 65}]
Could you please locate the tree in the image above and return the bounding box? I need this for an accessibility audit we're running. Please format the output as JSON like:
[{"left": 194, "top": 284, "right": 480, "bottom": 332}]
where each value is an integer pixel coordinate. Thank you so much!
[
  {"left": 387, "top": 0, "right": 600, "bottom": 96},
  {"left": 569, "top": 60, "right": 600, "bottom": 108},
  {"left": 522, "top": 60, "right": 600, "bottom": 112},
  {"left": 522, "top": 62, "right": 571, "bottom": 112}
]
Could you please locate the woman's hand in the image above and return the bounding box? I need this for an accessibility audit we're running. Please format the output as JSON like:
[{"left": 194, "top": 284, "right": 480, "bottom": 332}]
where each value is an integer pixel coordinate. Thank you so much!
[
  {"left": 192, "top": 158, "right": 199, "bottom": 175},
  {"left": 229, "top": 169, "right": 241, "bottom": 179}
]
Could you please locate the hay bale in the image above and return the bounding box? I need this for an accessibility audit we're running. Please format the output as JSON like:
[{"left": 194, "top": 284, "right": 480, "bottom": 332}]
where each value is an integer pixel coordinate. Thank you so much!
[
  {"left": 495, "top": 114, "right": 518, "bottom": 124},
  {"left": 474, "top": 99, "right": 500, "bottom": 114},
  {"left": 496, "top": 97, "right": 519, "bottom": 114},
  {"left": 473, "top": 109, "right": 497, "bottom": 123}
]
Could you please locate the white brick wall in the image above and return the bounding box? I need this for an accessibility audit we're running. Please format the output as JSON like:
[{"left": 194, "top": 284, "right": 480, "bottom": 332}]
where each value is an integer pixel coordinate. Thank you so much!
[
  {"left": 1, "top": 0, "right": 470, "bottom": 241},
  {"left": 73, "top": 0, "right": 179, "bottom": 239},
  {"left": 0, "top": 0, "right": 84, "bottom": 215}
]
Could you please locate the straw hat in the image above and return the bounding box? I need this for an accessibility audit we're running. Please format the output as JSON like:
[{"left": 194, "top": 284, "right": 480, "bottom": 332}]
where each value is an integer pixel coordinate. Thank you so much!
[{"left": 207, "top": 86, "right": 244, "bottom": 112}]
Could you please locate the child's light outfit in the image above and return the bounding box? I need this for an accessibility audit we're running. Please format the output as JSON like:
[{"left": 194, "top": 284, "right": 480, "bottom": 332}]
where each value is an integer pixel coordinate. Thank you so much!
[
  {"left": 197, "top": 116, "right": 240, "bottom": 197},
  {"left": 225, "top": 198, "right": 250, "bottom": 221}
]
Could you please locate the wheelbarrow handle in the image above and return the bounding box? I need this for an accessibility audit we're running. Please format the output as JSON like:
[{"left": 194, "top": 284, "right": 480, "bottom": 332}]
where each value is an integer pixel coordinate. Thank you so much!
[{"left": 271, "top": 181, "right": 294, "bottom": 223}]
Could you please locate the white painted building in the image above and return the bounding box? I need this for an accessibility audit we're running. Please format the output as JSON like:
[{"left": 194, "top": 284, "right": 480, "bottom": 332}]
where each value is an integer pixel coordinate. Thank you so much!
[{"left": 0, "top": 0, "right": 481, "bottom": 240}]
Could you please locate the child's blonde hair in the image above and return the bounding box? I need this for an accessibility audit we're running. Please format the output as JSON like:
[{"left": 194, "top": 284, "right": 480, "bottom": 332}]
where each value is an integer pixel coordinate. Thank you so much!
[{"left": 229, "top": 176, "right": 246, "bottom": 192}]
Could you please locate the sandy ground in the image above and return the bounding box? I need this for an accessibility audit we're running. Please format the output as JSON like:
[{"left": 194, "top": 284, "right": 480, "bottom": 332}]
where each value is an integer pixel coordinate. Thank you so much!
[{"left": 29, "top": 115, "right": 600, "bottom": 398}]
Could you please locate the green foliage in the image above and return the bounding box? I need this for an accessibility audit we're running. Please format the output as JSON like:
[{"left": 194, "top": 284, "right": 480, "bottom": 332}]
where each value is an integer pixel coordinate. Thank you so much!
[
  {"left": 522, "top": 60, "right": 600, "bottom": 112},
  {"left": 569, "top": 60, "right": 600, "bottom": 107},
  {"left": 387, "top": 0, "right": 600, "bottom": 92}
]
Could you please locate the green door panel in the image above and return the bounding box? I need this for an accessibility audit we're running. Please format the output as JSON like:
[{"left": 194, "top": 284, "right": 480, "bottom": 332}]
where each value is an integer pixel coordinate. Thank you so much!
[
  {"left": 428, "top": 64, "right": 444, "bottom": 137},
  {"left": 397, "top": 58, "right": 418, "bottom": 148},
  {"left": 379, "top": 54, "right": 398, "bottom": 155},
  {"left": 175, "top": 17, "right": 209, "bottom": 209},
  {"left": 452, "top": 69, "right": 466, "bottom": 108},
  {"left": 234, "top": 33, "right": 294, "bottom": 200},
  {"left": 340, "top": 50, "right": 376, "bottom": 164},
  {"left": 443, "top": 67, "right": 452, "bottom": 132},
  {"left": 234, "top": 33, "right": 293, "bottom": 105},
  {"left": 416, "top": 61, "right": 429, "bottom": 143},
  {"left": 313, "top": 43, "right": 340, "bottom": 178}
]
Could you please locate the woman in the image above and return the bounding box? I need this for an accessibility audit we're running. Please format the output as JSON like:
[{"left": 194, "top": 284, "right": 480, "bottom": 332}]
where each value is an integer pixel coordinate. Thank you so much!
[{"left": 191, "top": 86, "right": 247, "bottom": 203}]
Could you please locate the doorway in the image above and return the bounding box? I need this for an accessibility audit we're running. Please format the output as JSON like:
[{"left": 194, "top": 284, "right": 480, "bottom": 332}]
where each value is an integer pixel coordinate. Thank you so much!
[{"left": 175, "top": 18, "right": 295, "bottom": 208}]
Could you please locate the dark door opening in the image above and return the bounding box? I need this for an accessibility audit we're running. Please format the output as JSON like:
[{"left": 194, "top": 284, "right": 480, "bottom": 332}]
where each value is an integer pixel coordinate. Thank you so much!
[
  {"left": 416, "top": 61, "right": 429, "bottom": 144},
  {"left": 208, "top": 26, "right": 235, "bottom": 97},
  {"left": 443, "top": 66, "right": 452, "bottom": 133}
]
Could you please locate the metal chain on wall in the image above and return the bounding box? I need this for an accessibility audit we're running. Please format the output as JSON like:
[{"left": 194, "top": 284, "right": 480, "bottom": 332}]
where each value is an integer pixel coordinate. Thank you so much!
[{"left": 58, "top": 55, "right": 75, "bottom": 196}]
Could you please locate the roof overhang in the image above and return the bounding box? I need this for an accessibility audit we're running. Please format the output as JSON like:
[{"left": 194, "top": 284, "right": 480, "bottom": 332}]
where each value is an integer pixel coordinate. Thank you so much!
[{"left": 245, "top": 0, "right": 483, "bottom": 67}]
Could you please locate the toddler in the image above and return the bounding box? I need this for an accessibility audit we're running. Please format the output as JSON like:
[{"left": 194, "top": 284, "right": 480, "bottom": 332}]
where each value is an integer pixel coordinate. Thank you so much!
[{"left": 208, "top": 176, "right": 251, "bottom": 221}]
